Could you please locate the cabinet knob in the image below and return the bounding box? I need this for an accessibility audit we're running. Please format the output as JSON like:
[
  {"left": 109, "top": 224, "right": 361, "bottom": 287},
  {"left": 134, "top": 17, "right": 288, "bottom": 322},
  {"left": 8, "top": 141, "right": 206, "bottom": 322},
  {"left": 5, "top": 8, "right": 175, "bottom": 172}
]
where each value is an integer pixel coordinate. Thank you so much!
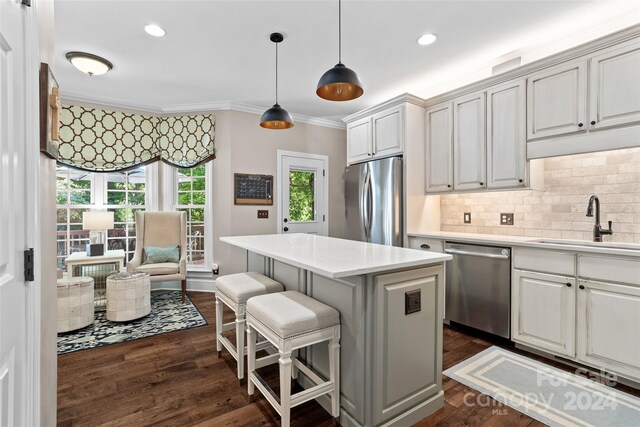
[
  {"left": 590, "top": 120, "right": 596, "bottom": 125},
  {"left": 578, "top": 122, "right": 584, "bottom": 127},
  {"left": 420, "top": 244, "right": 431, "bottom": 249},
  {"left": 479, "top": 182, "right": 484, "bottom": 186},
  {"left": 566, "top": 283, "right": 572, "bottom": 287},
  {"left": 447, "top": 184, "right": 451, "bottom": 188},
  {"left": 518, "top": 179, "right": 523, "bottom": 183},
  {"left": 579, "top": 284, "right": 585, "bottom": 290}
]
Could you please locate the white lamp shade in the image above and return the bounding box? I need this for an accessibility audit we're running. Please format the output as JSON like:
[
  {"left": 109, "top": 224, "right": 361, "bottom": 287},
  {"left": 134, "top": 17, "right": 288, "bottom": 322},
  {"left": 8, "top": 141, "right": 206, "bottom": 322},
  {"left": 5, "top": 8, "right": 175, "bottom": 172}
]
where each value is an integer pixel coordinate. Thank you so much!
[{"left": 82, "top": 211, "right": 114, "bottom": 230}]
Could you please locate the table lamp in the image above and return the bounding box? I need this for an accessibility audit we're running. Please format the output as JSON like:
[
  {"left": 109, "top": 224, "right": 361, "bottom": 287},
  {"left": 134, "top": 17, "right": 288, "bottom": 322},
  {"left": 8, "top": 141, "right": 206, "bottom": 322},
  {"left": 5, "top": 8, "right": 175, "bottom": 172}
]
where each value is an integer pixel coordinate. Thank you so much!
[{"left": 82, "top": 211, "right": 114, "bottom": 256}]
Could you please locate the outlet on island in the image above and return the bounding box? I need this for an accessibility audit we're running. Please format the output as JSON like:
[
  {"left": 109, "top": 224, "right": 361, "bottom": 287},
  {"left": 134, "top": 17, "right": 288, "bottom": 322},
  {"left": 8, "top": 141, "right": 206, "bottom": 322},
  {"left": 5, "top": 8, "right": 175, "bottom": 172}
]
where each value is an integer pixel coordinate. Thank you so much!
[{"left": 500, "top": 213, "right": 514, "bottom": 225}]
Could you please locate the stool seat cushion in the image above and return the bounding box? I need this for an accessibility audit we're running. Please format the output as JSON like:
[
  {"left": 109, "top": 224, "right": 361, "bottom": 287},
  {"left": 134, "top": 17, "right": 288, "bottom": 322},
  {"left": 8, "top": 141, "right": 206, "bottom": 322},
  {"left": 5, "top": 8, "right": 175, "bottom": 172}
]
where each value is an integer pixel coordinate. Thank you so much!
[
  {"left": 247, "top": 291, "right": 339, "bottom": 339},
  {"left": 216, "top": 272, "right": 283, "bottom": 305},
  {"left": 135, "top": 262, "right": 179, "bottom": 276}
]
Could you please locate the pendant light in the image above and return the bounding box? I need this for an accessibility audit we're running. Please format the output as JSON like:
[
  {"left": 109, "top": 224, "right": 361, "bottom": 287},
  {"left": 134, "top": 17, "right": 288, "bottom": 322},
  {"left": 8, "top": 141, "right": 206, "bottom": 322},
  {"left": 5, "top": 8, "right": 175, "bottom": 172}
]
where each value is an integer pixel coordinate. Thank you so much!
[
  {"left": 260, "top": 33, "right": 294, "bottom": 129},
  {"left": 316, "top": 0, "right": 364, "bottom": 101}
]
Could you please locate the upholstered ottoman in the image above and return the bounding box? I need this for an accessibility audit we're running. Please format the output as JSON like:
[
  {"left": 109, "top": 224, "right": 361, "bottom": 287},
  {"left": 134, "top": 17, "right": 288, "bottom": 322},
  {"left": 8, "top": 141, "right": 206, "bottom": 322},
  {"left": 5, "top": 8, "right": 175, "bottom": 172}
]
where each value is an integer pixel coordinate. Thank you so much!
[
  {"left": 57, "top": 276, "right": 95, "bottom": 333},
  {"left": 106, "top": 272, "right": 151, "bottom": 322}
]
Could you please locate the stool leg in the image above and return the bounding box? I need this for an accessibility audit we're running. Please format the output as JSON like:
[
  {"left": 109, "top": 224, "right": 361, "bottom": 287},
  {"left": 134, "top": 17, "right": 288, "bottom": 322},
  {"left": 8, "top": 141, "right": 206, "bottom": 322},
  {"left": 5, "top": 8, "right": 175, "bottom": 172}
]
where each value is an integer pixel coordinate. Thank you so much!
[
  {"left": 236, "top": 314, "right": 245, "bottom": 383},
  {"left": 279, "top": 351, "right": 293, "bottom": 427},
  {"left": 215, "top": 296, "right": 223, "bottom": 358},
  {"left": 291, "top": 349, "right": 299, "bottom": 380},
  {"left": 247, "top": 324, "right": 256, "bottom": 401},
  {"left": 328, "top": 338, "right": 341, "bottom": 418}
]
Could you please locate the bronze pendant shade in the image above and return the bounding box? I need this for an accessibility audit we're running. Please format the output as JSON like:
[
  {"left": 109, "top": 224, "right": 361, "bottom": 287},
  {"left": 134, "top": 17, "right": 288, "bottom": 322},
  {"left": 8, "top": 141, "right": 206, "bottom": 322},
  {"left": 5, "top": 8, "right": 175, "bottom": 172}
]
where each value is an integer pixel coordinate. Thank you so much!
[
  {"left": 261, "top": 33, "right": 294, "bottom": 129},
  {"left": 316, "top": 0, "right": 364, "bottom": 101}
]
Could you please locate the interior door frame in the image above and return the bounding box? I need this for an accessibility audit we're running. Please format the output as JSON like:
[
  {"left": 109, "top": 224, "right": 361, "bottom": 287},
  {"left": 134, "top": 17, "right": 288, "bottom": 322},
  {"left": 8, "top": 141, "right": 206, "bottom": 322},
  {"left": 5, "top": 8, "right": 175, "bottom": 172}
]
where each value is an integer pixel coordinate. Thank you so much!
[{"left": 276, "top": 150, "right": 329, "bottom": 236}]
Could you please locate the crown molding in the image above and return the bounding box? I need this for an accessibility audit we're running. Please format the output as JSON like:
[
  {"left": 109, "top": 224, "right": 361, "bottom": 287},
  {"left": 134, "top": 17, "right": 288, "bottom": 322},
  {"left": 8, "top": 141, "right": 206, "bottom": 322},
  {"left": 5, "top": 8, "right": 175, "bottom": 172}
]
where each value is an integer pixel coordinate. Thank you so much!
[
  {"left": 61, "top": 93, "right": 346, "bottom": 130},
  {"left": 342, "top": 93, "right": 425, "bottom": 123}
]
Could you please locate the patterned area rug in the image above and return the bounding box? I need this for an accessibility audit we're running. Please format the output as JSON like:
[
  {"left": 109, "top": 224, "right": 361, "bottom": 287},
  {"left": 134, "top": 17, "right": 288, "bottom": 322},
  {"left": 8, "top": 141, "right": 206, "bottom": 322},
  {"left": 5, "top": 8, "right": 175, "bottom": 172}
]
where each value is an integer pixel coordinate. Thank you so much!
[
  {"left": 444, "top": 346, "right": 640, "bottom": 427},
  {"left": 57, "top": 291, "right": 207, "bottom": 355}
]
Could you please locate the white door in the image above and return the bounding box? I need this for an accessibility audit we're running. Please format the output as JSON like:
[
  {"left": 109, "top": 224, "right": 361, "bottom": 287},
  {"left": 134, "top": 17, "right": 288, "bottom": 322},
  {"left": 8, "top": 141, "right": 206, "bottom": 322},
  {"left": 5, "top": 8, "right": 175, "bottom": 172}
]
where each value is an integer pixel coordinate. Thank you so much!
[
  {"left": 425, "top": 102, "right": 453, "bottom": 193},
  {"left": 526, "top": 60, "right": 588, "bottom": 140},
  {"left": 346, "top": 117, "right": 371, "bottom": 164},
  {"left": 453, "top": 91, "right": 486, "bottom": 191},
  {"left": 1, "top": 1, "right": 34, "bottom": 425},
  {"left": 487, "top": 80, "right": 526, "bottom": 189},
  {"left": 577, "top": 279, "right": 640, "bottom": 381},
  {"left": 589, "top": 38, "right": 640, "bottom": 131},
  {"left": 278, "top": 151, "right": 328, "bottom": 235},
  {"left": 512, "top": 270, "right": 576, "bottom": 357},
  {"left": 372, "top": 105, "right": 403, "bottom": 159}
]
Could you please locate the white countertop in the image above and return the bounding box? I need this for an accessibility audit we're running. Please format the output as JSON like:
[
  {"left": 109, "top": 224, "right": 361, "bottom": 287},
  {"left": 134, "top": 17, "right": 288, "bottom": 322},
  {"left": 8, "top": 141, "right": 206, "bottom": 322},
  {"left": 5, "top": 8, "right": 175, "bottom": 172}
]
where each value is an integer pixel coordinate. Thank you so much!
[
  {"left": 221, "top": 234, "right": 451, "bottom": 279},
  {"left": 409, "top": 231, "right": 640, "bottom": 258}
]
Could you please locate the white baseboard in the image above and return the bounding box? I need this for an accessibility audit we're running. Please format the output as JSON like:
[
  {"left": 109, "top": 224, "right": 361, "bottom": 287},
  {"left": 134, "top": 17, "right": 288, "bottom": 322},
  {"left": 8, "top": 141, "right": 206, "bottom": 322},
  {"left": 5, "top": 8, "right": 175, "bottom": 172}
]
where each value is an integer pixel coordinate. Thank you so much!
[{"left": 150, "top": 278, "right": 217, "bottom": 293}]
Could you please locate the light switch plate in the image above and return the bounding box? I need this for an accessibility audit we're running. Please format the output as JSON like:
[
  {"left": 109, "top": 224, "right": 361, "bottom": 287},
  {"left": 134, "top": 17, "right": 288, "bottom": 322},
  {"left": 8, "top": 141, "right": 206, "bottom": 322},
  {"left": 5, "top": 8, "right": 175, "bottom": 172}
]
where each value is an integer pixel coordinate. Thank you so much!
[
  {"left": 257, "top": 210, "right": 269, "bottom": 219},
  {"left": 464, "top": 212, "right": 471, "bottom": 224},
  {"left": 501, "top": 213, "right": 514, "bottom": 225}
]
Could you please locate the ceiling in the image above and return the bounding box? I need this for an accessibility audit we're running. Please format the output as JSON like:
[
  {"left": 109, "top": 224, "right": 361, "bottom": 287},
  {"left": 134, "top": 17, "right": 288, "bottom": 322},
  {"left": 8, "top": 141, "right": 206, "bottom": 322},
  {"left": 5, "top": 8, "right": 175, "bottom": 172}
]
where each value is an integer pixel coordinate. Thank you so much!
[{"left": 55, "top": 0, "right": 640, "bottom": 124}]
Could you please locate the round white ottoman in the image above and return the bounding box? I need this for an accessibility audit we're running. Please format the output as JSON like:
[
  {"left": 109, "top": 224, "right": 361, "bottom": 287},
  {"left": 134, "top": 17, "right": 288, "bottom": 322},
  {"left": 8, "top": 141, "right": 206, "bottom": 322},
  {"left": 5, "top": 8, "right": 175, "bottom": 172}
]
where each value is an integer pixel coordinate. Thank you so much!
[
  {"left": 106, "top": 272, "right": 151, "bottom": 322},
  {"left": 57, "top": 276, "right": 95, "bottom": 333}
]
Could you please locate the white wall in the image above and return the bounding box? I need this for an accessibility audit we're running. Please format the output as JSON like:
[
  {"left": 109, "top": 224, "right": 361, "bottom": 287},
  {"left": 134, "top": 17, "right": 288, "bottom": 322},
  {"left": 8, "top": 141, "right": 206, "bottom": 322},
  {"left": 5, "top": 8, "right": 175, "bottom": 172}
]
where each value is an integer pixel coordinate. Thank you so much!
[
  {"left": 37, "top": 0, "right": 57, "bottom": 425},
  {"left": 212, "top": 110, "right": 347, "bottom": 276}
]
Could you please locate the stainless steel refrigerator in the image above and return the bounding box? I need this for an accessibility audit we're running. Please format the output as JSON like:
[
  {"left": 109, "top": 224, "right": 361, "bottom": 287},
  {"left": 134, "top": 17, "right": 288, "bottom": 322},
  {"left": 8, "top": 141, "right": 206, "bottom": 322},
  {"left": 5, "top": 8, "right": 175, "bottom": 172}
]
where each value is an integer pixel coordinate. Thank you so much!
[{"left": 344, "top": 156, "right": 403, "bottom": 246}]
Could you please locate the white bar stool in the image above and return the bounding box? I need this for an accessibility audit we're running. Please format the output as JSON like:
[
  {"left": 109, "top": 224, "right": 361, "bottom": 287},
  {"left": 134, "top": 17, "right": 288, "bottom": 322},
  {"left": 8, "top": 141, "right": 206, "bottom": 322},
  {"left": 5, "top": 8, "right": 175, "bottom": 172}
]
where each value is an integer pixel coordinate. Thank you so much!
[
  {"left": 246, "top": 291, "right": 341, "bottom": 427},
  {"left": 215, "top": 272, "right": 283, "bottom": 383}
]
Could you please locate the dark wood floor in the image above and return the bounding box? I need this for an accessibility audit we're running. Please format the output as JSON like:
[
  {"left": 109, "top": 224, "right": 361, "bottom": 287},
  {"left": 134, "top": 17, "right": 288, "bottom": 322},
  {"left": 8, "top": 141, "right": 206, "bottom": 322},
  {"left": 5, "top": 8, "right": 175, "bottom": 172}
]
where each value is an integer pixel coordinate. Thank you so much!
[{"left": 58, "top": 292, "right": 640, "bottom": 426}]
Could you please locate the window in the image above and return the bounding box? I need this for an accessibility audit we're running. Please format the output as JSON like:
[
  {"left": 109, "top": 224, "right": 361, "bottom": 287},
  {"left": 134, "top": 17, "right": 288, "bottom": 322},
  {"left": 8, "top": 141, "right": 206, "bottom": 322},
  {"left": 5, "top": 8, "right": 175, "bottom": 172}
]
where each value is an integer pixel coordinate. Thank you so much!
[
  {"left": 175, "top": 165, "right": 207, "bottom": 269},
  {"left": 105, "top": 167, "right": 147, "bottom": 261},
  {"left": 56, "top": 168, "right": 93, "bottom": 268},
  {"left": 56, "top": 166, "right": 149, "bottom": 268},
  {"left": 288, "top": 170, "right": 315, "bottom": 222}
]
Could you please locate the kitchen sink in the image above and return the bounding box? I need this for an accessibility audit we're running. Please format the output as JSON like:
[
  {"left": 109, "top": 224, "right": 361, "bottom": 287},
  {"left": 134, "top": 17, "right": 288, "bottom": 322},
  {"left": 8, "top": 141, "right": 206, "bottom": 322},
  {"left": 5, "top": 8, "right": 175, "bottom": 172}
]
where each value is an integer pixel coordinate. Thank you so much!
[{"left": 533, "top": 239, "right": 640, "bottom": 251}]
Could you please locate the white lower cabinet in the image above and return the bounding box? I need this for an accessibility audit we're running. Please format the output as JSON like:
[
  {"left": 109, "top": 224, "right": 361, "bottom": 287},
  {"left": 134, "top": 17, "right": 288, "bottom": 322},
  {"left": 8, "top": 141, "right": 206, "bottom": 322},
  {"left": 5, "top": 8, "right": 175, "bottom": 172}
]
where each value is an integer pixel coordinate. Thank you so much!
[
  {"left": 577, "top": 279, "right": 640, "bottom": 380},
  {"left": 512, "top": 270, "right": 575, "bottom": 357}
]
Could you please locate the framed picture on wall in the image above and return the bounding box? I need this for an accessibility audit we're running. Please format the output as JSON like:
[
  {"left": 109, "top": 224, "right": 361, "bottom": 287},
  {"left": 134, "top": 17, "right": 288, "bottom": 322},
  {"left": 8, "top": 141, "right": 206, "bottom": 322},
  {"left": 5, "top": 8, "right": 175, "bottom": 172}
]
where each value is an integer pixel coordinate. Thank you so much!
[
  {"left": 39, "top": 62, "right": 60, "bottom": 159},
  {"left": 234, "top": 173, "right": 273, "bottom": 205}
]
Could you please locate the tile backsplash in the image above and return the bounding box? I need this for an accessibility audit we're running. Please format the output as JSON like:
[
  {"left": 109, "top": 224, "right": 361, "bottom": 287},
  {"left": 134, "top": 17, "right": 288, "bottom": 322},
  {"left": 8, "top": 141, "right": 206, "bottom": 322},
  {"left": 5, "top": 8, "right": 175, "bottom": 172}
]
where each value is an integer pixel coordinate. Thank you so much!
[{"left": 440, "top": 147, "right": 640, "bottom": 243}]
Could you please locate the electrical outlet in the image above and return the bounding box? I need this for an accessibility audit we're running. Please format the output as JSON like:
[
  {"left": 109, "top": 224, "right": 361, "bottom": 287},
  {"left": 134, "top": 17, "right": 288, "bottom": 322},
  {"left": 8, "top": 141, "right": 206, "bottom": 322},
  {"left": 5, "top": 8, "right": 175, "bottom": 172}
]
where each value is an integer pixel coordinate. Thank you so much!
[
  {"left": 464, "top": 212, "right": 471, "bottom": 224},
  {"left": 257, "top": 210, "right": 269, "bottom": 219},
  {"left": 500, "top": 213, "right": 514, "bottom": 225}
]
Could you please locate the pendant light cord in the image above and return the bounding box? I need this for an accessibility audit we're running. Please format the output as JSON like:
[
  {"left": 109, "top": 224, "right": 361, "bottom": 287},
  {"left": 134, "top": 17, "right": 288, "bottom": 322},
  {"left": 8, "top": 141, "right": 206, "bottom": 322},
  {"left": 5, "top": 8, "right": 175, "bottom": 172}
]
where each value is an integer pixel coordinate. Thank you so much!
[
  {"left": 338, "top": 0, "right": 342, "bottom": 63},
  {"left": 275, "top": 41, "right": 279, "bottom": 104}
]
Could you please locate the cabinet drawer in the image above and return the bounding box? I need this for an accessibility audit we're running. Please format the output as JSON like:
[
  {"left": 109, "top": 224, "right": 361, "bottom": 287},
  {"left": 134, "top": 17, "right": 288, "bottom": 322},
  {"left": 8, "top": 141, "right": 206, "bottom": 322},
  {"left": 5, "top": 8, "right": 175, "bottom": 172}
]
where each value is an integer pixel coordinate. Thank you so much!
[
  {"left": 578, "top": 255, "right": 640, "bottom": 286},
  {"left": 408, "top": 237, "right": 444, "bottom": 253},
  {"left": 513, "top": 248, "right": 575, "bottom": 275}
]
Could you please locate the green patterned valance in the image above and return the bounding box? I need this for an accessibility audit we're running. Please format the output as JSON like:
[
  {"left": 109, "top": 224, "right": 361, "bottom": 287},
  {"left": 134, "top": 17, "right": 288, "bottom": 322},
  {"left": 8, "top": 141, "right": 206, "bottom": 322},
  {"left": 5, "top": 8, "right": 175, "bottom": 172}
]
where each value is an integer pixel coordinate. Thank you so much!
[{"left": 58, "top": 105, "right": 215, "bottom": 172}]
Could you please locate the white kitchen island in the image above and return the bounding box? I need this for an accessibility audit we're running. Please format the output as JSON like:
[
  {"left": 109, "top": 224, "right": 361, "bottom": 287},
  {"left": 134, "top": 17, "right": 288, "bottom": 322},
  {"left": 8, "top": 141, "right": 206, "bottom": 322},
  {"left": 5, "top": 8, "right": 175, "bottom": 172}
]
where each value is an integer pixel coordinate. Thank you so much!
[{"left": 220, "top": 234, "right": 451, "bottom": 427}]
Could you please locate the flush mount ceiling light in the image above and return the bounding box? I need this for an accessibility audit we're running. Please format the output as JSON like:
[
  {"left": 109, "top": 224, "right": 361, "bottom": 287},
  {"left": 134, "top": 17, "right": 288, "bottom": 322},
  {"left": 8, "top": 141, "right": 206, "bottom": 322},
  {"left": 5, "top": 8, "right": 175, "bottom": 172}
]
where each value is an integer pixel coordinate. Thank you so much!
[
  {"left": 65, "top": 52, "right": 113, "bottom": 76},
  {"left": 417, "top": 33, "right": 438, "bottom": 46},
  {"left": 316, "top": 0, "right": 364, "bottom": 101},
  {"left": 144, "top": 24, "right": 166, "bottom": 37},
  {"left": 260, "top": 32, "right": 294, "bottom": 130}
]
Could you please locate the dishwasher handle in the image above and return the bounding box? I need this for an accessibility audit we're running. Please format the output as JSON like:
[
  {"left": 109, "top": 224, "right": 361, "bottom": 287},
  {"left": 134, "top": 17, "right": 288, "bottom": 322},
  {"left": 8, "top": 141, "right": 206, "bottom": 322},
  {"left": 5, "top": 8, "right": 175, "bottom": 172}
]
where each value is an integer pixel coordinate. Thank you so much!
[{"left": 444, "top": 248, "right": 510, "bottom": 260}]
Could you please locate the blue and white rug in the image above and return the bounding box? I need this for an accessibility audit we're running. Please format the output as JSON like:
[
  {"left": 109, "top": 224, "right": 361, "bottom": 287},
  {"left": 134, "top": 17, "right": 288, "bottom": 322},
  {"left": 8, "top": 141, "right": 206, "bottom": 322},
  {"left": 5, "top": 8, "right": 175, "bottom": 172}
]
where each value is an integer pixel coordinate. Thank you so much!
[
  {"left": 444, "top": 346, "right": 640, "bottom": 427},
  {"left": 57, "top": 291, "right": 207, "bottom": 355}
]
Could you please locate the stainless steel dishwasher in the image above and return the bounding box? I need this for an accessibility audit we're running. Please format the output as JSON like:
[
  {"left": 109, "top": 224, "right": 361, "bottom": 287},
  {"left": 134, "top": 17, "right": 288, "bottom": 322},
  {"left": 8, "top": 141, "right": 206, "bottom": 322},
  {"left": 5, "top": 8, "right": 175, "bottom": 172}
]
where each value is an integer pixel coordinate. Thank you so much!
[{"left": 444, "top": 242, "right": 511, "bottom": 338}]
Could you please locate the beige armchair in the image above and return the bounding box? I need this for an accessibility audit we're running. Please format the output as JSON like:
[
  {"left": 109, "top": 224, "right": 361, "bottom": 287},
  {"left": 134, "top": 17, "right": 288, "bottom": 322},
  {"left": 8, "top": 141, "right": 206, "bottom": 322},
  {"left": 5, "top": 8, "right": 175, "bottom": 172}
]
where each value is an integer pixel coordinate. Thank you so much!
[{"left": 127, "top": 211, "right": 188, "bottom": 303}]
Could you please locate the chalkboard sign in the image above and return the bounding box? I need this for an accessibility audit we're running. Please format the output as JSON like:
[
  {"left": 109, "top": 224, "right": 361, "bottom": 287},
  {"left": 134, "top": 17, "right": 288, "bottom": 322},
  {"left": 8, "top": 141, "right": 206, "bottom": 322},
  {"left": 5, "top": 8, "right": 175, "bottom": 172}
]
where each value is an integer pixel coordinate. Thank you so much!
[{"left": 234, "top": 173, "right": 273, "bottom": 205}]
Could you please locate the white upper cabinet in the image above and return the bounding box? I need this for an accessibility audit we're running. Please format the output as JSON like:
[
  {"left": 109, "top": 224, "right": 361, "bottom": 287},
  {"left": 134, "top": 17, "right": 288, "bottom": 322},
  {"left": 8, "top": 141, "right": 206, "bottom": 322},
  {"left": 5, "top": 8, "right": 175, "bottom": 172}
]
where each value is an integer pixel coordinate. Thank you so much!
[
  {"left": 425, "top": 102, "right": 453, "bottom": 193},
  {"left": 372, "top": 105, "right": 404, "bottom": 158},
  {"left": 512, "top": 270, "right": 576, "bottom": 357},
  {"left": 346, "top": 105, "right": 406, "bottom": 164},
  {"left": 527, "top": 60, "right": 588, "bottom": 140},
  {"left": 453, "top": 92, "right": 486, "bottom": 191},
  {"left": 346, "top": 117, "right": 372, "bottom": 164},
  {"left": 589, "top": 38, "right": 640, "bottom": 131},
  {"left": 487, "top": 80, "right": 526, "bottom": 189}
]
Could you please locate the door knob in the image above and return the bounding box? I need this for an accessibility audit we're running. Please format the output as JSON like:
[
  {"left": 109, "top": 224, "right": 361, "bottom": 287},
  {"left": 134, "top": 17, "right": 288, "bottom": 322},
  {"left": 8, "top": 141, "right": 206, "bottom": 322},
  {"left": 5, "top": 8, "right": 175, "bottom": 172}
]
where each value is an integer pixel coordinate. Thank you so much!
[{"left": 283, "top": 227, "right": 289, "bottom": 232}]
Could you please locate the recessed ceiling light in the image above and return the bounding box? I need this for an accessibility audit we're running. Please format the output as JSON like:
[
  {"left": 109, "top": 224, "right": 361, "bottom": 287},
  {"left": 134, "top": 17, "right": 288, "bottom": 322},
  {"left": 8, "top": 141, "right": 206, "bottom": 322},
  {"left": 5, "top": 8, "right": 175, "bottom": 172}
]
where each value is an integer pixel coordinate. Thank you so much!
[
  {"left": 417, "top": 33, "right": 438, "bottom": 46},
  {"left": 145, "top": 24, "right": 166, "bottom": 37},
  {"left": 65, "top": 52, "right": 113, "bottom": 76}
]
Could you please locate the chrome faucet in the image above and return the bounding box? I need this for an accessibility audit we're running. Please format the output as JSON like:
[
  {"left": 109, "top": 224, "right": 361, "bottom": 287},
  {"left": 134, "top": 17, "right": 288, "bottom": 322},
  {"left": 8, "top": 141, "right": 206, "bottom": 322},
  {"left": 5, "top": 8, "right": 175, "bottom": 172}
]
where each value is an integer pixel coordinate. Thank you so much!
[{"left": 586, "top": 195, "right": 613, "bottom": 242}]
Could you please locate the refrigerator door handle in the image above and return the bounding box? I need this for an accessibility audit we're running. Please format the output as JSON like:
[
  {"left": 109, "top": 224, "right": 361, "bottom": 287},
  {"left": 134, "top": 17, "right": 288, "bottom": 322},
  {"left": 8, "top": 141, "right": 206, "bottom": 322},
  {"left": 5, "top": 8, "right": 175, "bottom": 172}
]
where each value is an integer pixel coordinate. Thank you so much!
[
  {"left": 360, "top": 166, "right": 369, "bottom": 240},
  {"left": 366, "top": 168, "right": 373, "bottom": 241}
]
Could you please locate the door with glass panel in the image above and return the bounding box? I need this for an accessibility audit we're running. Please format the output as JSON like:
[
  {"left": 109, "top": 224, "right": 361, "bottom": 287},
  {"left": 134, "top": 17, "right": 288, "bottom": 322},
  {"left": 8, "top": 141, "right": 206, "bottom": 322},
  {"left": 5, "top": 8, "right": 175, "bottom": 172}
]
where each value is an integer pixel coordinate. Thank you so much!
[{"left": 279, "top": 153, "right": 327, "bottom": 235}]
